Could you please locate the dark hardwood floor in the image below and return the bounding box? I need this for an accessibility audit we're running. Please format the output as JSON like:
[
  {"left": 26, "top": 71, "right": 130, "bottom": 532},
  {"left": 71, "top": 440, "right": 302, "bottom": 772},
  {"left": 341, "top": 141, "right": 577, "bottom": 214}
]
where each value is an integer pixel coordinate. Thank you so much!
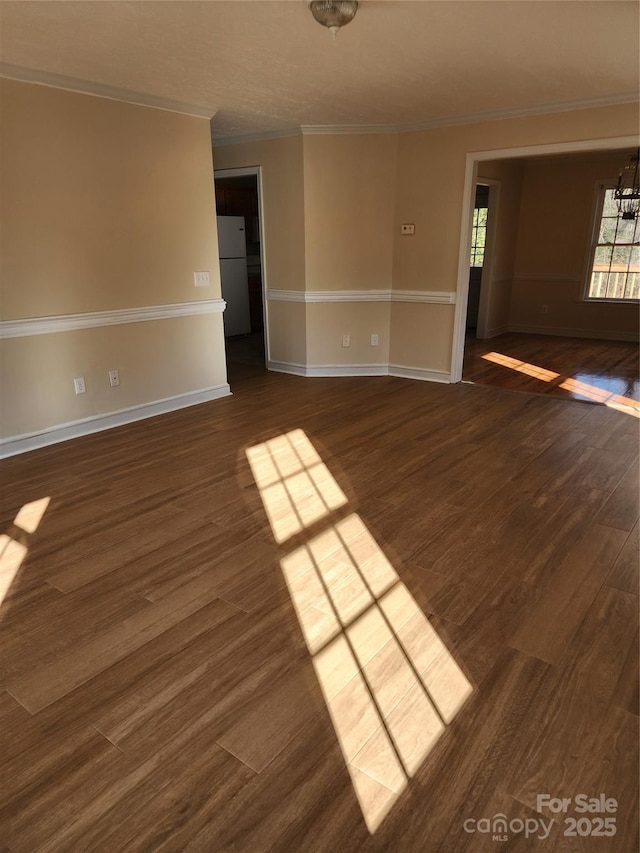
[
  {"left": 0, "top": 370, "right": 638, "bottom": 851},
  {"left": 463, "top": 332, "right": 640, "bottom": 409}
]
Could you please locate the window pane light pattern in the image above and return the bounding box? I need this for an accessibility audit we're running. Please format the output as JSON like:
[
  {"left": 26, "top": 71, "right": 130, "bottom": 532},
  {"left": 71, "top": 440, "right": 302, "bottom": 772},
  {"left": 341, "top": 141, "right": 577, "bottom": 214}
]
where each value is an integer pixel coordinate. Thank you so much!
[
  {"left": 246, "top": 432, "right": 472, "bottom": 833},
  {"left": 1, "top": 497, "right": 50, "bottom": 610},
  {"left": 470, "top": 207, "right": 488, "bottom": 267},
  {"left": 589, "top": 189, "right": 640, "bottom": 300}
]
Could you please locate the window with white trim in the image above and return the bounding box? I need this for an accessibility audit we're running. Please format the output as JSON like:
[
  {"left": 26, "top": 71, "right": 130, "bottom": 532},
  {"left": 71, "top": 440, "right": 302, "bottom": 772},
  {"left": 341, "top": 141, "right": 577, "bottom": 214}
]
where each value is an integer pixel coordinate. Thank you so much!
[{"left": 586, "top": 185, "right": 639, "bottom": 301}]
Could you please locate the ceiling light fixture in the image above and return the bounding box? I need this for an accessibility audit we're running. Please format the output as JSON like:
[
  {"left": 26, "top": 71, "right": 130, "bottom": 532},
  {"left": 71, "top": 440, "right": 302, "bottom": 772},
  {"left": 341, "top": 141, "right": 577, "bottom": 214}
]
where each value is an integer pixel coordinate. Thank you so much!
[
  {"left": 615, "top": 148, "right": 640, "bottom": 220},
  {"left": 309, "top": 1, "right": 359, "bottom": 39}
]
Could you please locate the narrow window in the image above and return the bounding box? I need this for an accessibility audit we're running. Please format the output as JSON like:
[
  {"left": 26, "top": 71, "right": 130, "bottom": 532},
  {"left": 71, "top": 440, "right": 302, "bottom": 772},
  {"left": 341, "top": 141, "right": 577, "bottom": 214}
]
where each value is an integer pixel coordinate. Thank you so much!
[
  {"left": 470, "top": 207, "right": 488, "bottom": 268},
  {"left": 586, "top": 185, "right": 640, "bottom": 301}
]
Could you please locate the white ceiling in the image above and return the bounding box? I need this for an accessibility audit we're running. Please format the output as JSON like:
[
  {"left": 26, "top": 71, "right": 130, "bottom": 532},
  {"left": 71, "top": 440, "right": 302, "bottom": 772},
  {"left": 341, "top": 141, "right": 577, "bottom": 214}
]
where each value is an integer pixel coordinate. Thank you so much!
[{"left": 1, "top": 1, "right": 638, "bottom": 141}]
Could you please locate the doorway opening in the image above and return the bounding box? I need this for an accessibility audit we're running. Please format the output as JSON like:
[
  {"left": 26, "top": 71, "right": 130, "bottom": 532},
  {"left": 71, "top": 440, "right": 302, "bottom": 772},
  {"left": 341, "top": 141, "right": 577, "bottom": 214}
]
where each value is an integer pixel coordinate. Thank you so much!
[
  {"left": 455, "top": 140, "right": 640, "bottom": 410},
  {"left": 214, "top": 169, "right": 267, "bottom": 380}
]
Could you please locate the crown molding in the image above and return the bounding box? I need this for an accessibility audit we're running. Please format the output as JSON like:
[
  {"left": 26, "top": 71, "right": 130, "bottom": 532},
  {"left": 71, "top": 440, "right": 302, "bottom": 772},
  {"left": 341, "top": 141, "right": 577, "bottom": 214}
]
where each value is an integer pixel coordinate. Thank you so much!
[
  {"left": 300, "top": 124, "right": 397, "bottom": 136},
  {"left": 213, "top": 92, "right": 638, "bottom": 147},
  {"left": 212, "top": 127, "right": 302, "bottom": 147},
  {"left": 396, "top": 92, "right": 639, "bottom": 133},
  {"left": 0, "top": 64, "right": 216, "bottom": 119},
  {"left": 0, "top": 299, "right": 226, "bottom": 339}
]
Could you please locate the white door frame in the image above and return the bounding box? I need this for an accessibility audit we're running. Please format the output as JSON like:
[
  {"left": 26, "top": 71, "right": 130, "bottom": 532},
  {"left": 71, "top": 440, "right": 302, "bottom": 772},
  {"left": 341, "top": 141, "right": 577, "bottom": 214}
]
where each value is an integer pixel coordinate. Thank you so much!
[
  {"left": 450, "top": 135, "right": 640, "bottom": 383},
  {"left": 213, "top": 166, "right": 270, "bottom": 365}
]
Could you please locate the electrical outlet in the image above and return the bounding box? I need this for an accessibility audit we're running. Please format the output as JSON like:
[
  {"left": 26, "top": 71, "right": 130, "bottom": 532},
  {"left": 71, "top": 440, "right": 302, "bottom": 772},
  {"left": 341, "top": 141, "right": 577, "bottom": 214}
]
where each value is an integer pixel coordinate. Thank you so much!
[
  {"left": 401, "top": 224, "right": 415, "bottom": 235},
  {"left": 370, "top": 333, "right": 379, "bottom": 347},
  {"left": 73, "top": 377, "right": 86, "bottom": 395},
  {"left": 342, "top": 334, "right": 351, "bottom": 348},
  {"left": 108, "top": 369, "right": 120, "bottom": 387},
  {"left": 193, "top": 271, "right": 210, "bottom": 287}
]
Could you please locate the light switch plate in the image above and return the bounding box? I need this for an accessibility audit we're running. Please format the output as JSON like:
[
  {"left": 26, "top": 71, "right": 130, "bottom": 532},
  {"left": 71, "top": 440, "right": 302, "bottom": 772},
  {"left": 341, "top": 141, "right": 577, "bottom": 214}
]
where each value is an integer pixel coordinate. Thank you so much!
[
  {"left": 194, "top": 271, "right": 210, "bottom": 287},
  {"left": 401, "top": 224, "right": 415, "bottom": 235}
]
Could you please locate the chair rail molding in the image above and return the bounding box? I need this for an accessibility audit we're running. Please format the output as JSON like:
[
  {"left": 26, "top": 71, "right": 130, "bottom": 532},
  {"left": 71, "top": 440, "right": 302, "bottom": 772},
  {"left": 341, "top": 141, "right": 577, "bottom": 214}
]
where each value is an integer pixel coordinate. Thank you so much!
[{"left": 0, "top": 299, "right": 226, "bottom": 339}]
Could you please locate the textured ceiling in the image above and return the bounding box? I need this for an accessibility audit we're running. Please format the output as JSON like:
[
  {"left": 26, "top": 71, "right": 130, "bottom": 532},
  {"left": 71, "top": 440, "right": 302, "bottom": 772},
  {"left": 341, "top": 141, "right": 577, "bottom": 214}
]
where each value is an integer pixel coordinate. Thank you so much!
[{"left": 0, "top": 1, "right": 638, "bottom": 140}]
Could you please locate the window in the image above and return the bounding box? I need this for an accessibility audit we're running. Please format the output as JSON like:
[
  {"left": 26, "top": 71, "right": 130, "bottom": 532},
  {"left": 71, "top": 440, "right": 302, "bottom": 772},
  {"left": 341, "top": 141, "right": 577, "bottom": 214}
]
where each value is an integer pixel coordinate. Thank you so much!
[
  {"left": 586, "top": 186, "right": 640, "bottom": 301},
  {"left": 470, "top": 206, "right": 488, "bottom": 267}
]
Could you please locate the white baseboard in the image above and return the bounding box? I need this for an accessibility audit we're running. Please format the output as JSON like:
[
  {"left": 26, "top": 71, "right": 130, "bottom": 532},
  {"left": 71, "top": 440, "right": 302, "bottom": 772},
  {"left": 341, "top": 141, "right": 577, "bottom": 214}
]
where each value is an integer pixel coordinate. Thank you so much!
[
  {"left": 305, "top": 364, "right": 390, "bottom": 377},
  {"left": 268, "top": 360, "right": 452, "bottom": 383},
  {"left": 0, "top": 384, "right": 231, "bottom": 458},
  {"left": 480, "top": 326, "right": 509, "bottom": 339},
  {"left": 267, "top": 360, "right": 308, "bottom": 376},
  {"left": 388, "top": 364, "right": 452, "bottom": 383},
  {"left": 268, "top": 361, "right": 388, "bottom": 377},
  {"left": 508, "top": 324, "right": 639, "bottom": 343}
]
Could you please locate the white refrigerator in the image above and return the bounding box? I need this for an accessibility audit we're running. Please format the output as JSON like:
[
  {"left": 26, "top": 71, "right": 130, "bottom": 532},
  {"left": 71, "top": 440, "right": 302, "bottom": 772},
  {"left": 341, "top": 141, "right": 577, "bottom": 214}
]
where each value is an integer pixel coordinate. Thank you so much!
[{"left": 217, "top": 215, "right": 251, "bottom": 337}]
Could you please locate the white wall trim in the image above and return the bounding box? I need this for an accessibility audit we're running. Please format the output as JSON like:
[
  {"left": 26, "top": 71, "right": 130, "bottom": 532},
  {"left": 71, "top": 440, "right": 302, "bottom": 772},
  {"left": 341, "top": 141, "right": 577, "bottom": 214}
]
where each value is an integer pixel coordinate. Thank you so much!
[
  {"left": 301, "top": 125, "right": 398, "bottom": 136},
  {"left": 482, "top": 326, "right": 509, "bottom": 339},
  {"left": 267, "top": 361, "right": 309, "bottom": 377},
  {"left": 0, "top": 299, "right": 226, "bottom": 339},
  {"left": 307, "top": 290, "right": 392, "bottom": 303},
  {"left": 397, "top": 93, "right": 639, "bottom": 134},
  {"left": 0, "top": 384, "right": 231, "bottom": 459},
  {"left": 266, "top": 289, "right": 455, "bottom": 304},
  {"left": 266, "top": 290, "right": 309, "bottom": 303},
  {"left": 212, "top": 94, "right": 638, "bottom": 147},
  {"left": 213, "top": 127, "right": 301, "bottom": 147},
  {"left": 507, "top": 324, "right": 640, "bottom": 342},
  {"left": 391, "top": 290, "right": 456, "bottom": 305},
  {"left": 268, "top": 360, "right": 452, "bottom": 383},
  {"left": 304, "top": 364, "right": 390, "bottom": 378},
  {"left": 469, "top": 135, "right": 640, "bottom": 164},
  {"left": 388, "top": 364, "right": 452, "bottom": 383},
  {"left": 0, "top": 64, "right": 216, "bottom": 119}
]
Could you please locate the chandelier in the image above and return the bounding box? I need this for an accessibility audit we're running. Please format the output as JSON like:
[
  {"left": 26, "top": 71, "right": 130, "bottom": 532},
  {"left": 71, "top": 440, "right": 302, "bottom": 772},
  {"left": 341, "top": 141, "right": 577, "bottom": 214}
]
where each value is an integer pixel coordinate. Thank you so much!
[
  {"left": 309, "top": 1, "right": 359, "bottom": 39},
  {"left": 614, "top": 149, "right": 640, "bottom": 220}
]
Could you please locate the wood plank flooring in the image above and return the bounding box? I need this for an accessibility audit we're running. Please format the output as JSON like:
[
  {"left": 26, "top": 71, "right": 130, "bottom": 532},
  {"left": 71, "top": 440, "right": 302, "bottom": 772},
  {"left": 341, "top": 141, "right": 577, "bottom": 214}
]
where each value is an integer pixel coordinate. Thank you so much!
[
  {"left": 463, "top": 332, "right": 640, "bottom": 405},
  {"left": 0, "top": 371, "right": 638, "bottom": 852}
]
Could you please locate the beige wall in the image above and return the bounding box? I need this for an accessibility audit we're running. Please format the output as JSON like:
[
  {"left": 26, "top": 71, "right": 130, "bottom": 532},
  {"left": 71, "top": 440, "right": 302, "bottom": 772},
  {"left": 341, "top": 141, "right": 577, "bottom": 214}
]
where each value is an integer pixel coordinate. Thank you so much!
[
  {"left": 391, "top": 103, "right": 640, "bottom": 371},
  {"left": 1, "top": 79, "right": 226, "bottom": 441},
  {"left": 302, "top": 134, "right": 397, "bottom": 292},
  {"left": 306, "top": 303, "right": 391, "bottom": 366},
  {"left": 509, "top": 151, "right": 639, "bottom": 338},
  {"left": 302, "top": 133, "right": 396, "bottom": 365},
  {"left": 476, "top": 159, "right": 524, "bottom": 337},
  {"left": 389, "top": 303, "right": 455, "bottom": 374},
  {"left": 0, "top": 315, "right": 226, "bottom": 438},
  {"left": 267, "top": 301, "right": 307, "bottom": 365}
]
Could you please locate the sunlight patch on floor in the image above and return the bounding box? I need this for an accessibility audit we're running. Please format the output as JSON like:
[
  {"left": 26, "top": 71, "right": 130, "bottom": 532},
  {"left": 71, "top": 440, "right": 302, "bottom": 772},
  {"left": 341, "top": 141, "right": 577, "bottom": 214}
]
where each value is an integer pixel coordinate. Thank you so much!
[
  {"left": 247, "top": 432, "right": 472, "bottom": 833},
  {"left": 1, "top": 497, "right": 50, "bottom": 610},
  {"left": 246, "top": 430, "right": 347, "bottom": 543},
  {"left": 482, "top": 351, "right": 640, "bottom": 417},
  {"left": 482, "top": 351, "right": 559, "bottom": 382}
]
